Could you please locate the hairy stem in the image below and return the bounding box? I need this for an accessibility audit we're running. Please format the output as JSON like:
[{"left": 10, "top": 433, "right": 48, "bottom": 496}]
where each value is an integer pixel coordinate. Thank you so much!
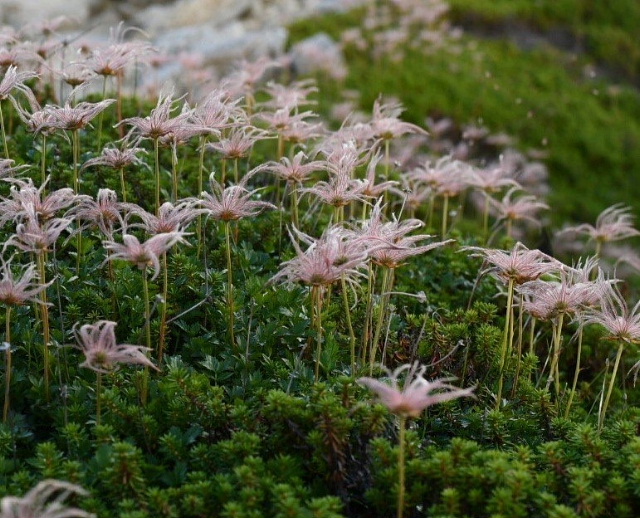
[
  {"left": 441, "top": 194, "right": 449, "bottom": 237},
  {"left": 196, "top": 136, "right": 207, "bottom": 257},
  {"left": 41, "top": 134, "right": 47, "bottom": 188},
  {"left": 565, "top": 327, "right": 583, "bottom": 418},
  {"left": 141, "top": 268, "right": 151, "bottom": 405},
  {"left": 119, "top": 166, "right": 127, "bottom": 203},
  {"left": 0, "top": 100, "right": 8, "bottom": 159},
  {"left": 96, "top": 371, "right": 102, "bottom": 427},
  {"left": 158, "top": 252, "right": 169, "bottom": 364},
  {"left": 361, "top": 262, "right": 375, "bottom": 366},
  {"left": 546, "top": 312, "right": 565, "bottom": 398},
  {"left": 496, "top": 277, "right": 514, "bottom": 409},
  {"left": 171, "top": 142, "right": 178, "bottom": 202},
  {"left": 312, "top": 285, "right": 324, "bottom": 382},
  {"left": 154, "top": 137, "right": 161, "bottom": 215},
  {"left": 482, "top": 194, "right": 490, "bottom": 244},
  {"left": 397, "top": 415, "right": 406, "bottom": 518},
  {"left": 3, "top": 305, "right": 11, "bottom": 422},
  {"left": 370, "top": 266, "right": 393, "bottom": 375},
  {"left": 225, "top": 221, "right": 236, "bottom": 350},
  {"left": 341, "top": 276, "right": 356, "bottom": 373},
  {"left": 598, "top": 341, "right": 624, "bottom": 432},
  {"left": 96, "top": 76, "right": 107, "bottom": 151},
  {"left": 291, "top": 183, "right": 299, "bottom": 230},
  {"left": 37, "top": 252, "right": 51, "bottom": 402}
]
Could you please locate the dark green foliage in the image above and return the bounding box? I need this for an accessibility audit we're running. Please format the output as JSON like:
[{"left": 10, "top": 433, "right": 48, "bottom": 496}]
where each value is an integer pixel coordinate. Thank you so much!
[{"left": 447, "top": 0, "right": 640, "bottom": 80}]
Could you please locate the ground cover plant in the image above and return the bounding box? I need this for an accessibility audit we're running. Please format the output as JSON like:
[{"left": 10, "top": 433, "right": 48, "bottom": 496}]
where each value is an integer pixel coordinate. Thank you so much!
[{"left": 0, "top": 2, "right": 639, "bottom": 517}]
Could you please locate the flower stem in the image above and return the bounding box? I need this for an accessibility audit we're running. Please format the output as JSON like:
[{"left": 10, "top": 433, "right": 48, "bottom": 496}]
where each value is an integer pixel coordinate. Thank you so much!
[
  {"left": 482, "top": 194, "right": 490, "bottom": 244},
  {"left": 197, "top": 136, "right": 207, "bottom": 257},
  {"left": 73, "top": 128, "right": 80, "bottom": 193},
  {"left": 37, "top": 252, "right": 51, "bottom": 402},
  {"left": 119, "top": 166, "right": 127, "bottom": 203},
  {"left": 142, "top": 269, "right": 151, "bottom": 352},
  {"left": 441, "top": 194, "right": 449, "bottom": 237},
  {"left": 511, "top": 298, "right": 525, "bottom": 397},
  {"left": 361, "top": 262, "right": 375, "bottom": 366},
  {"left": 225, "top": 221, "right": 236, "bottom": 350},
  {"left": 171, "top": 142, "right": 178, "bottom": 202},
  {"left": 154, "top": 137, "right": 161, "bottom": 215},
  {"left": 598, "top": 341, "right": 624, "bottom": 432},
  {"left": 41, "top": 134, "right": 47, "bottom": 188},
  {"left": 158, "top": 252, "right": 169, "bottom": 364},
  {"left": 96, "top": 76, "right": 107, "bottom": 152},
  {"left": 397, "top": 415, "right": 406, "bottom": 518},
  {"left": 546, "top": 312, "right": 565, "bottom": 398},
  {"left": 565, "top": 327, "right": 583, "bottom": 418},
  {"left": 311, "top": 285, "right": 324, "bottom": 382},
  {"left": 291, "top": 183, "right": 299, "bottom": 230},
  {"left": 96, "top": 371, "right": 102, "bottom": 427},
  {"left": 496, "top": 277, "right": 514, "bottom": 409},
  {"left": 3, "top": 305, "right": 12, "bottom": 423},
  {"left": 370, "top": 266, "right": 393, "bottom": 375},
  {"left": 141, "top": 268, "right": 151, "bottom": 405},
  {"left": 0, "top": 100, "right": 8, "bottom": 159},
  {"left": 341, "top": 276, "right": 356, "bottom": 373}
]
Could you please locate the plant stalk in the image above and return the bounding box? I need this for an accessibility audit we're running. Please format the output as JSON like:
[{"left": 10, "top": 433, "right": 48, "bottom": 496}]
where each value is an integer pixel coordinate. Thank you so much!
[
  {"left": 598, "top": 341, "right": 624, "bottom": 432},
  {"left": 495, "top": 277, "right": 514, "bottom": 409},
  {"left": 3, "top": 305, "right": 11, "bottom": 422}
]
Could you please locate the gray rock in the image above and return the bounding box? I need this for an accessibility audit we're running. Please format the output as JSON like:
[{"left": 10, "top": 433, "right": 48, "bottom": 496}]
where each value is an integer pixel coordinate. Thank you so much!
[
  {"left": 151, "top": 23, "right": 287, "bottom": 78},
  {"left": 131, "top": 0, "right": 254, "bottom": 34},
  {"left": 290, "top": 32, "right": 345, "bottom": 77}
]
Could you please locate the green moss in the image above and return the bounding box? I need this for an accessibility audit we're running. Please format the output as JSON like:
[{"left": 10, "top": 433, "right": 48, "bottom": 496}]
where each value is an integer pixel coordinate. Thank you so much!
[{"left": 288, "top": 16, "right": 640, "bottom": 225}]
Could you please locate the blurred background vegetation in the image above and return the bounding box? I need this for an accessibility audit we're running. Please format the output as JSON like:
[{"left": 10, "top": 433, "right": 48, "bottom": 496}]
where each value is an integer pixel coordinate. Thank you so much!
[{"left": 288, "top": 0, "right": 640, "bottom": 229}]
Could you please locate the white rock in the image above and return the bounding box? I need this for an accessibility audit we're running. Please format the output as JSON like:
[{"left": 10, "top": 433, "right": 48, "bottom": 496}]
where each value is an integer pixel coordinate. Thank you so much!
[
  {"left": 290, "top": 32, "right": 346, "bottom": 79},
  {"left": 132, "top": 0, "right": 254, "bottom": 34},
  {"left": 1, "top": 0, "right": 89, "bottom": 28},
  {"left": 155, "top": 23, "right": 286, "bottom": 60}
]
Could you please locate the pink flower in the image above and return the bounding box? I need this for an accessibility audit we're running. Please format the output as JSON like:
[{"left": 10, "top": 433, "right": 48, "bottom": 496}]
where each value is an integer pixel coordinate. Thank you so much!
[
  {"left": 264, "top": 151, "right": 326, "bottom": 186},
  {"left": 0, "top": 256, "right": 51, "bottom": 307},
  {"left": 82, "top": 145, "right": 147, "bottom": 171},
  {"left": 103, "top": 231, "right": 188, "bottom": 280},
  {"left": 262, "top": 79, "right": 318, "bottom": 110},
  {"left": 358, "top": 363, "right": 474, "bottom": 417},
  {"left": 129, "top": 200, "right": 204, "bottom": 234},
  {"left": 488, "top": 187, "right": 549, "bottom": 229},
  {"left": 0, "top": 158, "right": 28, "bottom": 180},
  {"left": 352, "top": 200, "right": 454, "bottom": 269},
  {"left": 0, "top": 65, "right": 38, "bottom": 103},
  {"left": 196, "top": 168, "right": 276, "bottom": 222},
  {"left": 206, "top": 126, "right": 268, "bottom": 160},
  {"left": 271, "top": 226, "right": 368, "bottom": 287},
  {"left": 120, "top": 90, "right": 192, "bottom": 142},
  {"left": 74, "top": 320, "right": 158, "bottom": 374},
  {"left": 0, "top": 178, "right": 76, "bottom": 225},
  {"left": 579, "top": 283, "right": 640, "bottom": 344},
  {"left": 558, "top": 204, "right": 640, "bottom": 247},
  {"left": 361, "top": 151, "right": 398, "bottom": 198},
  {"left": 70, "top": 189, "right": 133, "bottom": 238},
  {"left": 0, "top": 479, "right": 93, "bottom": 518},
  {"left": 463, "top": 242, "right": 561, "bottom": 285},
  {"left": 371, "top": 97, "right": 428, "bottom": 141},
  {"left": 5, "top": 214, "right": 73, "bottom": 254},
  {"left": 88, "top": 22, "right": 155, "bottom": 78},
  {"left": 43, "top": 98, "right": 116, "bottom": 133},
  {"left": 518, "top": 263, "right": 606, "bottom": 321}
]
